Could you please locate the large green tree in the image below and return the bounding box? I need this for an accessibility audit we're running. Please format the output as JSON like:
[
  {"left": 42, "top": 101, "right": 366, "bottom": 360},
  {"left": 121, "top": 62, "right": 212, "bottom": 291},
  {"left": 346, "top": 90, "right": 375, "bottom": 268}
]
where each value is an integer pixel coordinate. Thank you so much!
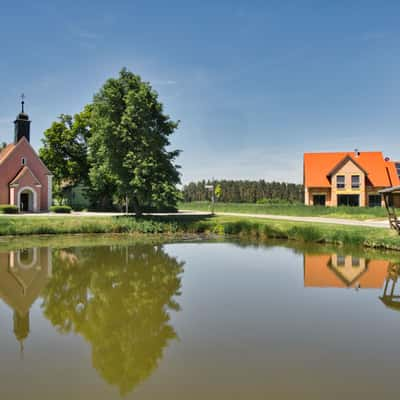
[
  {"left": 89, "top": 68, "right": 182, "bottom": 213},
  {"left": 39, "top": 106, "right": 92, "bottom": 198}
]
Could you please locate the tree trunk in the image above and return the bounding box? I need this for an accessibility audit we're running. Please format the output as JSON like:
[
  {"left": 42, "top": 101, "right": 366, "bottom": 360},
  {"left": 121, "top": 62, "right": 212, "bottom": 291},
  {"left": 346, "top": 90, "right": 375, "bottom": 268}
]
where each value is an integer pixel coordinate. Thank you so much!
[
  {"left": 125, "top": 194, "right": 129, "bottom": 214},
  {"left": 132, "top": 196, "right": 142, "bottom": 216}
]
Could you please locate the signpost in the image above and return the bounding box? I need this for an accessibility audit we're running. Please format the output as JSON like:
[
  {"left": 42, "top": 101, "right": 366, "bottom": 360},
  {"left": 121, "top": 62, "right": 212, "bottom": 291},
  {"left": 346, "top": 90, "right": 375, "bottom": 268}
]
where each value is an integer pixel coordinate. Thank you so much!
[{"left": 205, "top": 184, "right": 215, "bottom": 215}]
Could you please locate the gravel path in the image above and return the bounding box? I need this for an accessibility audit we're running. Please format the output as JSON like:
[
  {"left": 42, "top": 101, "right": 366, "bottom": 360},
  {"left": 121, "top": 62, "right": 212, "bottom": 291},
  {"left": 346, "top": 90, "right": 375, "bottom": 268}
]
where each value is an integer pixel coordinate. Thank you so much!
[{"left": 213, "top": 211, "right": 390, "bottom": 229}]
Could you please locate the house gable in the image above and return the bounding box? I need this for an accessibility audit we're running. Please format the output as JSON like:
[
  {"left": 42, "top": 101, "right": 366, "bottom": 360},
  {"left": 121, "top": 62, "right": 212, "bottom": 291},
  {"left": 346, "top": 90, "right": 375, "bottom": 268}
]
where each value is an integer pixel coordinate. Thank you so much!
[
  {"left": 327, "top": 155, "right": 367, "bottom": 178},
  {"left": 0, "top": 137, "right": 52, "bottom": 209},
  {"left": 0, "top": 137, "right": 51, "bottom": 175},
  {"left": 9, "top": 166, "right": 42, "bottom": 188}
]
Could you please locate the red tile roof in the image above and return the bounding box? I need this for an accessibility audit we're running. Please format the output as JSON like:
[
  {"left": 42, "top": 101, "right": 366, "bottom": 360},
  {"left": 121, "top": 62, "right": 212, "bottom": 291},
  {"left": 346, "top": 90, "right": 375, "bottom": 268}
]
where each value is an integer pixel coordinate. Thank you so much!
[
  {"left": 304, "top": 151, "right": 400, "bottom": 188},
  {"left": 0, "top": 143, "right": 15, "bottom": 164}
]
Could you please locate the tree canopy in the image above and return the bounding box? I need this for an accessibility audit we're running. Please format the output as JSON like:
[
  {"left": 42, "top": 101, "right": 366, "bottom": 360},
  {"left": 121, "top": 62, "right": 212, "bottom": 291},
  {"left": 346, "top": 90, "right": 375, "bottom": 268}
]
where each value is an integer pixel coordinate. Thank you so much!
[
  {"left": 183, "top": 180, "right": 304, "bottom": 203},
  {"left": 39, "top": 106, "right": 92, "bottom": 199},
  {"left": 40, "top": 68, "right": 182, "bottom": 212}
]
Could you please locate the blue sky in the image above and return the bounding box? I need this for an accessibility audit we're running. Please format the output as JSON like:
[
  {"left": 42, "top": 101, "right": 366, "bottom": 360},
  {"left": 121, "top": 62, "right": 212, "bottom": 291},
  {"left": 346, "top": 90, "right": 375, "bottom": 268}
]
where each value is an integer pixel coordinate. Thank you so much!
[{"left": 1, "top": 0, "right": 399, "bottom": 183}]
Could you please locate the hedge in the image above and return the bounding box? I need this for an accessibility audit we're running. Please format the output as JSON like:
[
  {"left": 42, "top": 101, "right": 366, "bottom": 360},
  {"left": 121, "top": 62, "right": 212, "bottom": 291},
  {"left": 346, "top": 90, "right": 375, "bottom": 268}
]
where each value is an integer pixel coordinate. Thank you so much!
[
  {"left": 50, "top": 205, "right": 72, "bottom": 214},
  {"left": 0, "top": 205, "right": 19, "bottom": 214}
]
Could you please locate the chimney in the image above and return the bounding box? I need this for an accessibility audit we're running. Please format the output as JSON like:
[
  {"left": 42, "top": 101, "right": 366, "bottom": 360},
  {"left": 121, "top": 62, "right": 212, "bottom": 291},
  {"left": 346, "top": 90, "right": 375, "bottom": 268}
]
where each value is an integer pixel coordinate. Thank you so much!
[{"left": 354, "top": 148, "right": 360, "bottom": 158}]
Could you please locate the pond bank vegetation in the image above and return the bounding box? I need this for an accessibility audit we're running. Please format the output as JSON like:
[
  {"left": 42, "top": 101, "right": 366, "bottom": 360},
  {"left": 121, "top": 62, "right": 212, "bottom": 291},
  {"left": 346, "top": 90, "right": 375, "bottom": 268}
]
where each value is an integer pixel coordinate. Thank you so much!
[{"left": 0, "top": 214, "right": 399, "bottom": 251}]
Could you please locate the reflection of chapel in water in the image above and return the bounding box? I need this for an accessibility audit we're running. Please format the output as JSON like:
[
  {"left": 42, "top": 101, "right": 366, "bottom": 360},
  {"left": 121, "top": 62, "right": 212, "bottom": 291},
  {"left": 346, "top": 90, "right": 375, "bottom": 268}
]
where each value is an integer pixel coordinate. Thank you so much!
[{"left": 0, "top": 247, "right": 52, "bottom": 352}]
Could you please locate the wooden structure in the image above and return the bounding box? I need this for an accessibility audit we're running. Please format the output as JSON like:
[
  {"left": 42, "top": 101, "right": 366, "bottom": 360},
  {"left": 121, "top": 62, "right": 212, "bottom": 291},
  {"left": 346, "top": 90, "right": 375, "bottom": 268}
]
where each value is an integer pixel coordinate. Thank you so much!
[
  {"left": 380, "top": 263, "right": 400, "bottom": 311},
  {"left": 379, "top": 186, "right": 400, "bottom": 234}
]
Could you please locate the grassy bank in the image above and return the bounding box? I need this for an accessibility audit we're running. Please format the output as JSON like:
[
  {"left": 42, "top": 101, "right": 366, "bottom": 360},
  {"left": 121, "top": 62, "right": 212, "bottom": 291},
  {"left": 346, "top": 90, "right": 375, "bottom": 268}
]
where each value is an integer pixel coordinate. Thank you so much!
[
  {"left": 179, "top": 201, "right": 389, "bottom": 220},
  {"left": 0, "top": 214, "right": 400, "bottom": 251}
]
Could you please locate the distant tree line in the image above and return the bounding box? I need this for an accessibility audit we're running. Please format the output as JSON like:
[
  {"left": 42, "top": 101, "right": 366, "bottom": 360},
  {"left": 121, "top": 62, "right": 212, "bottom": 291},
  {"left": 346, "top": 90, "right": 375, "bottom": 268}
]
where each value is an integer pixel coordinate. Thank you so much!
[{"left": 183, "top": 180, "right": 304, "bottom": 203}]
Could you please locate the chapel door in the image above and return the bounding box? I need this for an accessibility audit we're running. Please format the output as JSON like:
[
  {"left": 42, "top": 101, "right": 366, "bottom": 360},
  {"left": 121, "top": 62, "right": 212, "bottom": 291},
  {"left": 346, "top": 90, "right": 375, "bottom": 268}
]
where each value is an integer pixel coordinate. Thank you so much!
[{"left": 20, "top": 193, "right": 29, "bottom": 212}]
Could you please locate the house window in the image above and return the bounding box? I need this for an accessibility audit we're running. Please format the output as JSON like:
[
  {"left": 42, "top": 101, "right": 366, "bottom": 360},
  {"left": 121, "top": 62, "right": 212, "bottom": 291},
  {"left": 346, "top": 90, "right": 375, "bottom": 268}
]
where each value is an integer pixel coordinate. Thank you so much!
[
  {"left": 313, "top": 194, "right": 326, "bottom": 206},
  {"left": 337, "top": 194, "right": 360, "bottom": 207},
  {"left": 336, "top": 175, "right": 345, "bottom": 189},
  {"left": 352, "top": 257, "right": 360, "bottom": 267},
  {"left": 368, "top": 195, "right": 381, "bottom": 207},
  {"left": 351, "top": 175, "right": 360, "bottom": 189},
  {"left": 21, "top": 157, "right": 26, "bottom": 165},
  {"left": 337, "top": 255, "right": 346, "bottom": 267}
]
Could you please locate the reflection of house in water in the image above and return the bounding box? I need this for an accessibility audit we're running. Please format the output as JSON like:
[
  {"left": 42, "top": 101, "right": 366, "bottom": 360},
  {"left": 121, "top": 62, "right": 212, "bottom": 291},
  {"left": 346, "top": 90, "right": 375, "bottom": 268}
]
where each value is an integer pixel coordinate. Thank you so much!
[
  {"left": 0, "top": 247, "right": 52, "bottom": 352},
  {"left": 304, "top": 254, "right": 389, "bottom": 289}
]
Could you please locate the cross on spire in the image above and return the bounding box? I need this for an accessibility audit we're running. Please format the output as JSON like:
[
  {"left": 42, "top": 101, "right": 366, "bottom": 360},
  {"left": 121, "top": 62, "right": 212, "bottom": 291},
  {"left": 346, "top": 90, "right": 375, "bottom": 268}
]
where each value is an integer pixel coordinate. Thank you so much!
[{"left": 21, "top": 93, "right": 25, "bottom": 113}]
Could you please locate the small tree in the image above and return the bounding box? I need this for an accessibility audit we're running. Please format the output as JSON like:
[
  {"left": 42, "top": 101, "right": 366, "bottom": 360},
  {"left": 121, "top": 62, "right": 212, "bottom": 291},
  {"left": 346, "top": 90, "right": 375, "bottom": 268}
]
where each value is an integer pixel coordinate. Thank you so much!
[
  {"left": 215, "top": 184, "right": 222, "bottom": 201},
  {"left": 39, "top": 106, "right": 92, "bottom": 200}
]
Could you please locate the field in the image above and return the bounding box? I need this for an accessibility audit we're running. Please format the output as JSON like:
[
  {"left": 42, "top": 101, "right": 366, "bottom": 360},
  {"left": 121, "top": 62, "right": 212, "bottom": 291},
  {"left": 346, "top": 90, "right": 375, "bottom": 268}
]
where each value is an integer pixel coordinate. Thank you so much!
[{"left": 179, "top": 201, "right": 389, "bottom": 220}]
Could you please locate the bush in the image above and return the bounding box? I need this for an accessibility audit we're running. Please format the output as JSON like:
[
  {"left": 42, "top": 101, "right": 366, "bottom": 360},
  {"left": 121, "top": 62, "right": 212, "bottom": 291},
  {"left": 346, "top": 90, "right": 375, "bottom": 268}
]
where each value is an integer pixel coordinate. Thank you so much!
[
  {"left": 50, "top": 205, "right": 72, "bottom": 214},
  {"left": 0, "top": 204, "right": 18, "bottom": 214}
]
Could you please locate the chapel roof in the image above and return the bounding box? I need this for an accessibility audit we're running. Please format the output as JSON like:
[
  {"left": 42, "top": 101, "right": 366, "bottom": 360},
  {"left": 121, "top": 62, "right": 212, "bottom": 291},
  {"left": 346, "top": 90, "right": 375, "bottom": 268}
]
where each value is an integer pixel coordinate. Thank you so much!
[
  {"left": 9, "top": 166, "right": 42, "bottom": 186},
  {"left": 0, "top": 143, "right": 15, "bottom": 164}
]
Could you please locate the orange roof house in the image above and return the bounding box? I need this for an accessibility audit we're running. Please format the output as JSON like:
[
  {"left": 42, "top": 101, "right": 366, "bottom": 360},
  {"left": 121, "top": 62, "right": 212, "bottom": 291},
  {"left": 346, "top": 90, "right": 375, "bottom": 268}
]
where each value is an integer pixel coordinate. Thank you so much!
[
  {"left": 0, "top": 101, "right": 52, "bottom": 212},
  {"left": 303, "top": 150, "right": 400, "bottom": 207}
]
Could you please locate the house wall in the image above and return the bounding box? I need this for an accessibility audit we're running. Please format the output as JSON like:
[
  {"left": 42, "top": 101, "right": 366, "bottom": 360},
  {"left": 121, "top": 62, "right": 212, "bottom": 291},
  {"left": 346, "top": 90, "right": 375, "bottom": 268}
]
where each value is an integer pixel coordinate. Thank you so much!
[
  {"left": 10, "top": 168, "right": 42, "bottom": 211},
  {"left": 0, "top": 139, "right": 50, "bottom": 211},
  {"left": 306, "top": 188, "right": 332, "bottom": 206},
  {"left": 366, "top": 187, "right": 386, "bottom": 207},
  {"left": 331, "top": 159, "right": 366, "bottom": 206},
  {"left": 393, "top": 194, "right": 400, "bottom": 208}
]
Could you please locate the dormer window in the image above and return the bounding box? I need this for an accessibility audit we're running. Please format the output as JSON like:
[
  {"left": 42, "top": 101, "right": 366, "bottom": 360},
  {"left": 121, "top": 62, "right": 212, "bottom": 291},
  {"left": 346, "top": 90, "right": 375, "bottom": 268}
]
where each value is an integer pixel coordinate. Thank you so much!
[{"left": 21, "top": 157, "right": 26, "bottom": 166}]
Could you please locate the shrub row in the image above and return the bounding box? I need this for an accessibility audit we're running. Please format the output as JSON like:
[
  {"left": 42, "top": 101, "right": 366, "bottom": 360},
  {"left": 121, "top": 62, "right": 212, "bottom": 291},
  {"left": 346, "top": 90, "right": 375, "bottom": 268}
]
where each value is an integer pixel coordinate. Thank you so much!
[
  {"left": 0, "top": 205, "right": 18, "bottom": 214},
  {"left": 50, "top": 205, "right": 72, "bottom": 214}
]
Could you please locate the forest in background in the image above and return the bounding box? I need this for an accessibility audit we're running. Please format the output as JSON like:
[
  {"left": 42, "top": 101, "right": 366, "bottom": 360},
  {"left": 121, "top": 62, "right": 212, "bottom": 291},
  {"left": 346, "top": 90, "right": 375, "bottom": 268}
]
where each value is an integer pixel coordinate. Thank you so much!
[{"left": 182, "top": 180, "right": 304, "bottom": 204}]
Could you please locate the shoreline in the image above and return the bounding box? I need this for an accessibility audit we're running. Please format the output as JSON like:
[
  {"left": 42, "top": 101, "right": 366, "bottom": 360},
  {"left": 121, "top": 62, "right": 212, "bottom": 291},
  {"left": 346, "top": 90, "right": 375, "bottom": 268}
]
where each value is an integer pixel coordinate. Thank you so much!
[{"left": 0, "top": 214, "right": 400, "bottom": 252}]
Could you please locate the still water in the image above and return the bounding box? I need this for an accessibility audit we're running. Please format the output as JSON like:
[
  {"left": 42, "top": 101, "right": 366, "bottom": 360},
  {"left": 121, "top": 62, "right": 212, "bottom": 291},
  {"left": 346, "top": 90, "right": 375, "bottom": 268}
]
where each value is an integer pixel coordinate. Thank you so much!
[{"left": 1, "top": 240, "right": 400, "bottom": 399}]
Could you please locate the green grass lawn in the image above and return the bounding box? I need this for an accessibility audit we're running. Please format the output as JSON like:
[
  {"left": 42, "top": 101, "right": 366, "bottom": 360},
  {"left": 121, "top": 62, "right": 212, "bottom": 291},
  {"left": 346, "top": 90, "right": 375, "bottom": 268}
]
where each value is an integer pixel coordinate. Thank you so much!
[
  {"left": 0, "top": 214, "right": 399, "bottom": 252},
  {"left": 179, "top": 201, "right": 389, "bottom": 220}
]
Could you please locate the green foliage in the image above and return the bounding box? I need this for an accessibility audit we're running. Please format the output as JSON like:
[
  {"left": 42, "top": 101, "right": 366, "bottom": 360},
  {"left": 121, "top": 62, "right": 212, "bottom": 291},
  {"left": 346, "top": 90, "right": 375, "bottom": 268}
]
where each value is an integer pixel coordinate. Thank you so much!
[
  {"left": 215, "top": 184, "right": 222, "bottom": 200},
  {"left": 183, "top": 180, "right": 304, "bottom": 203},
  {"left": 88, "top": 68, "right": 181, "bottom": 213},
  {"left": 0, "top": 204, "right": 18, "bottom": 214},
  {"left": 39, "top": 68, "right": 181, "bottom": 212},
  {"left": 50, "top": 205, "right": 72, "bottom": 214},
  {"left": 0, "top": 214, "right": 399, "bottom": 251},
  {"left": 39, "top": 107, "right": 92, "bottom": 200},
  {"left": 42, "top": 244, "right": 183, "bottom": 395}
]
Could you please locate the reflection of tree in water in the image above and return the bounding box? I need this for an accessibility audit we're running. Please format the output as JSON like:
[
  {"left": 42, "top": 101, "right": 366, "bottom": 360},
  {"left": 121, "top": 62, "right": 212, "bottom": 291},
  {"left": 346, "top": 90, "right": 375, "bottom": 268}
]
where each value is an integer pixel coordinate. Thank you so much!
[{"left": 42, "top": 244, "right": 184, "bottom": 396}]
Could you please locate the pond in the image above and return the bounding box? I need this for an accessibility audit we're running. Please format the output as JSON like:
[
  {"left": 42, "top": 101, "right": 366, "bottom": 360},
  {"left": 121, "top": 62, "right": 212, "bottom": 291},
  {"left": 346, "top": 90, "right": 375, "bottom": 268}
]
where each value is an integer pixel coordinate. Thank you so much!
[{"left": 1, "top": 238, "right": 400, "bottom": 399}]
